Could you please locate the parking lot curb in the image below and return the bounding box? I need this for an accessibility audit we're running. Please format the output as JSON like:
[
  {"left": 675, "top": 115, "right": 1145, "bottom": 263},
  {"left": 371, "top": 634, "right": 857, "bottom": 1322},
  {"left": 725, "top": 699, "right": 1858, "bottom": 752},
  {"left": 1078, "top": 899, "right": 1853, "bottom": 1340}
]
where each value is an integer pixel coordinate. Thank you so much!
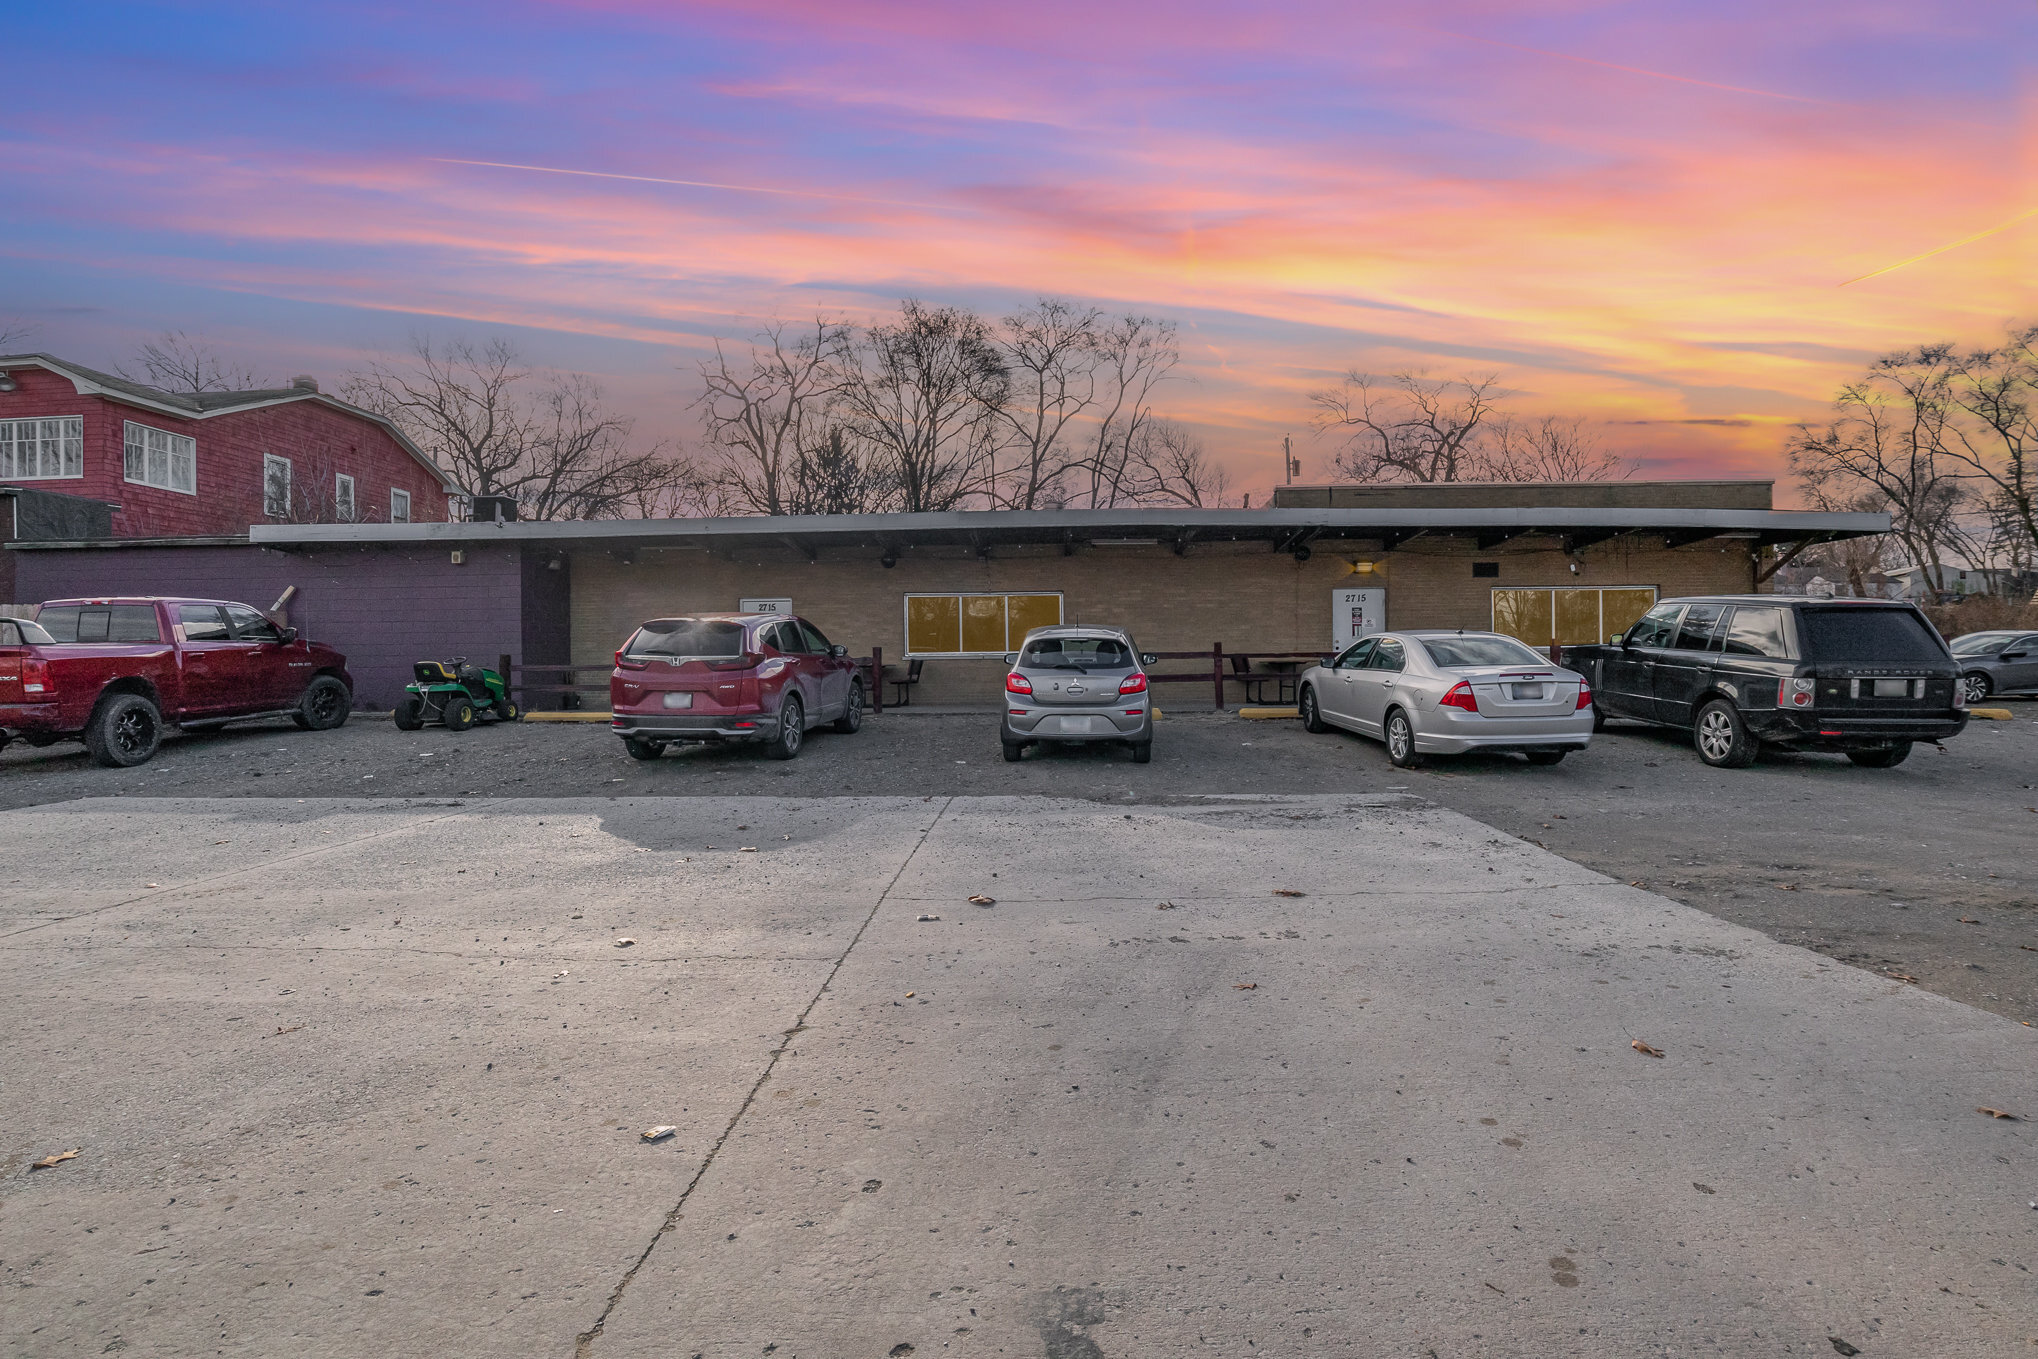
[
  {"left": 1969, "top": 707, "right": 2014, "bottom": 720},
  {"left": 525, "top": 712, "right": 615, "bottom": 723},
  {"left": 1239, "top": 706, "right": 1300, "bottom": 719}
]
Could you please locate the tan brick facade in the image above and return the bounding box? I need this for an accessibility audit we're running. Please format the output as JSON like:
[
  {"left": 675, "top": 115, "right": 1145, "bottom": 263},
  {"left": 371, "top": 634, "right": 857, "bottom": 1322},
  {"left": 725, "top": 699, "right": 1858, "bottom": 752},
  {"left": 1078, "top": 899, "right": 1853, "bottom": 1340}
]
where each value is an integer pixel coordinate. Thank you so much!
[{"left": 568, "top": 533, "right": 1756, "bottom": 706}]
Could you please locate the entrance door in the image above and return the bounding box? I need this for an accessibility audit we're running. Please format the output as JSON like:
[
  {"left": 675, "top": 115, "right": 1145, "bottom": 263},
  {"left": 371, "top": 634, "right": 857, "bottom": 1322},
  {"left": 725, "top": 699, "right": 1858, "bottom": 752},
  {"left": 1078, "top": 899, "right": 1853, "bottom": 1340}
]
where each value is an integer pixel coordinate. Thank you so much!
[{"left": 1330, "top": 589, "right": 1386, "bottom": 649}]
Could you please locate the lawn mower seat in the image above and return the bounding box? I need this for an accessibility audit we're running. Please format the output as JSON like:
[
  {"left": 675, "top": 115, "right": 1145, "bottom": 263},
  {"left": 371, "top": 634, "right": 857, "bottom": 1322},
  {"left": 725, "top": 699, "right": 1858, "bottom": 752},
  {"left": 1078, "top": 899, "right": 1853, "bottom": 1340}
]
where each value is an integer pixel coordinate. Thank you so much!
[{"left": 414, "top": 660, "right": 459, "bottom": 685}]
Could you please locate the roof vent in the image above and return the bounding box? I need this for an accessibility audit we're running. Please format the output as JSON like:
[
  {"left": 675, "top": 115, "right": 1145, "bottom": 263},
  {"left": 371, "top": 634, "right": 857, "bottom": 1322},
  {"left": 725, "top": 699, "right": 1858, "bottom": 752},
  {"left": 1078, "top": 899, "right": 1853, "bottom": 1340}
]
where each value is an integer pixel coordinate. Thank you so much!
[{"left": 290, "top": 374, "right": 319, "bottom": 392}]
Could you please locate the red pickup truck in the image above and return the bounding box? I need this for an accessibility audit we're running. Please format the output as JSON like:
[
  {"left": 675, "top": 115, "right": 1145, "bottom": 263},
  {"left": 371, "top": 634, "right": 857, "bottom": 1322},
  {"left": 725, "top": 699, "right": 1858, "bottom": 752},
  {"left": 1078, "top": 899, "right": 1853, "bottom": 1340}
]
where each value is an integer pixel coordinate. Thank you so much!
[{"left": 0, "top": 597, "right": 354, "bottom": 767}]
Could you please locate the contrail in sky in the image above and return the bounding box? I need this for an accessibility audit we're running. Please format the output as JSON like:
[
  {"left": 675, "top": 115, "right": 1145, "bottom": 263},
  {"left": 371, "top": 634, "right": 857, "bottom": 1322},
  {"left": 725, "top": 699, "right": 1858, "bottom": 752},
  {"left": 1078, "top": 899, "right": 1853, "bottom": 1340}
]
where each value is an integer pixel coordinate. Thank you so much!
[
  {"left": 1840, "top": 207, "right": 2038, "bottom": 286},
  {"left": 431, "top": 158, "right": 964, "bottom": 212},
  {"left": 1402, "top": 24, "right": 1832, "bottom": 105}
]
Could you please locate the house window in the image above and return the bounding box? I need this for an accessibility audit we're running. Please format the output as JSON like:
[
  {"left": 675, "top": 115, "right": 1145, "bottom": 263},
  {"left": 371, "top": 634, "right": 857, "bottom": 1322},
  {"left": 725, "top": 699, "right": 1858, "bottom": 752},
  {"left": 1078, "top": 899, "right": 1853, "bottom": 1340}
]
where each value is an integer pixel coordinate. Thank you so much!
[
  {"left": 0, "top": 416, "right": 85, "bottom": 480},
  {"left": 389, "top": 488, "right": 412, "bottom": 523},
  {"left": 263, "top": 454, "right": 292, "bottom": 518},
  {"left": 903, "top": 593, "right": 1063, "bottom": 657},
  {"left": 121, "top": 421, "right": 197, "bottom": 494},
  {"left": 1491, "top": 587, "right": 1658, "bottom": 648},
  {"left": 335, "top": 473, "right": 356, "bottom": 520}
]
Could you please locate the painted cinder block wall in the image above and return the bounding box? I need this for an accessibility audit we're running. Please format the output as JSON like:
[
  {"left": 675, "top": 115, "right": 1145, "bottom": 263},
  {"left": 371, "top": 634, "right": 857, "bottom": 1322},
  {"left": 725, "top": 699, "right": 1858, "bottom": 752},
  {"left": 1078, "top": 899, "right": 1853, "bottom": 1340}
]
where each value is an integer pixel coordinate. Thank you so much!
[
  {"left": 11, "top": 544, "right": 526, "bottom": 709},
  {"left": 0, "top": 366, "right": 451, "bottom": 537},
  {"left": 567, "top": 535, "right": 1758, "bottom": 706}
]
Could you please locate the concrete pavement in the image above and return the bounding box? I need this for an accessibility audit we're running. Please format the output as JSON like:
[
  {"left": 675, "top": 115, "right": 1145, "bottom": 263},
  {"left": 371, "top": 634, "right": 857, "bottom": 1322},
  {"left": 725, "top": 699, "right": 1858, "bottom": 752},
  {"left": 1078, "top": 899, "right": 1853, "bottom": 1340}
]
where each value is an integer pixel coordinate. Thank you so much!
[{"left": 3, "top": 795, "right": 2033, "bottom": 1357}]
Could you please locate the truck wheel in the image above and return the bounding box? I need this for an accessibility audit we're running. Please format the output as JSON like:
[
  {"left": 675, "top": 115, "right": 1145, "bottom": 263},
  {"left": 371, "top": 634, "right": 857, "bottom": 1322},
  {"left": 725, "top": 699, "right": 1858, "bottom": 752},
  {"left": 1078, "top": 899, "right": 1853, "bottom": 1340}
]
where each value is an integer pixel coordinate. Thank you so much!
[
  {"left": 1299, "top": 686, "right": 1328, "bottom": 733},
  {"left": 294, "top": 675, "right": 351, "bottom": 731},
  {"left": 393, "top": 695, "right": 425, "bottom": 731},
  {"left": 832, "top": 681, "right": 864, "bottom": 734},
  {"left": 1694, "top": 700, "right": 1758, "bottom": 769},
  {"left": 85, "top": 693, "right": 164, "bottom": 768},
  {"left": 1847, "top": 743, "right": 1912, "bottom": 769},
  {"left": 765, "top": 696, "right": 804, "bottom": 760},
  {"left": 623, "top": 737, "right": 663, "bottom": 761},
  {"left": 443, "top": 697, "right": 476, "bottom": 733}
]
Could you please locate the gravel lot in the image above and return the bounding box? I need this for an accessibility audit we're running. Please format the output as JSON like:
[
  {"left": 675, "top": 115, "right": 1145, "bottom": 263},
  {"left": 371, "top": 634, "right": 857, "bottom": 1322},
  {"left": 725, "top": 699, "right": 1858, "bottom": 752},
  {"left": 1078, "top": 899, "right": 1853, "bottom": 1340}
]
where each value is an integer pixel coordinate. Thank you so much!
[{"left": 6, "top": 700, "right": 2034, "bottom": 1024}]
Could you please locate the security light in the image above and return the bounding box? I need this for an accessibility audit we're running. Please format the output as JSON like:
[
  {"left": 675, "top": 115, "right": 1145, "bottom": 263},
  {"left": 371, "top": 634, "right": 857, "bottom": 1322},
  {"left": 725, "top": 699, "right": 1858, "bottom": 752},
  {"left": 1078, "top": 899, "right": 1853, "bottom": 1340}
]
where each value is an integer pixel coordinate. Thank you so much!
[{"left": 0, "top": 372, "right": 15, "bottom": 392}]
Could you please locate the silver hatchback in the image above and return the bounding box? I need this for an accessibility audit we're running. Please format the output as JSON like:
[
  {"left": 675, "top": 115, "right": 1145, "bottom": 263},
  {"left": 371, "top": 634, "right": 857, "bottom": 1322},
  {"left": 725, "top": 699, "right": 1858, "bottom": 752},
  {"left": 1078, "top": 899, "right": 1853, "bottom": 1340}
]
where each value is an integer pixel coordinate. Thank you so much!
[
  {"left": 1297, "top": 630, "right": 1595, "bottom": 768},
  {"left": 1001, "top": 625, "right": 1157, "bottom": 763}
]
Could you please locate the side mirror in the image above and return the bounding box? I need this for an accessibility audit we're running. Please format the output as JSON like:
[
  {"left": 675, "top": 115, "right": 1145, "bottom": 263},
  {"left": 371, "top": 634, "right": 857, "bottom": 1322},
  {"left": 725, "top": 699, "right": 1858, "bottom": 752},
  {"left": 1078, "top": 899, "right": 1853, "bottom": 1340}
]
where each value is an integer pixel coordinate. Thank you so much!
[
  {"left": 1141, "top": 652, "right": 1157, "bottom": 666},
  {"left": 1320, "top": 656, "right": 1335, "bottom": 668},
  {"left": 829, "top": 644, "right": 848, "bottom": 659},
  {"left": 280, "top": 627, "right": 299, "bottom": 644},
  {"left": 1003, "top": 652, "right": 1019, "bottom": 665},
  {"left": 2003, "top": 650, "right": 2027, "bottom": 661},
  {"left": 1614, "top": 632, "right": 1630, "bottom": 648}
]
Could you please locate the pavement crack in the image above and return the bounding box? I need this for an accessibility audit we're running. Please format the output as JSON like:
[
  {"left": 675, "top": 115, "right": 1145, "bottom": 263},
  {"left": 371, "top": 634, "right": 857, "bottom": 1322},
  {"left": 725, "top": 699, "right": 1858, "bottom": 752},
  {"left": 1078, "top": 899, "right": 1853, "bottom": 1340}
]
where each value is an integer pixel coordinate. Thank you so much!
[{"left": 573, "top": 795, "right": 956, "bottom": 1357}]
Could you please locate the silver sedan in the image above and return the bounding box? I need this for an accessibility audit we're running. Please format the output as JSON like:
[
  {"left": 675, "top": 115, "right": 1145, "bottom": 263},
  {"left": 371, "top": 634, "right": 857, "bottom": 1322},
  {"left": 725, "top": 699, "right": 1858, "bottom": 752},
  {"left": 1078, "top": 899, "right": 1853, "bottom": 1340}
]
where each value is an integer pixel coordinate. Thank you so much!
[{"left": 1296, "top": 630, "right": 1595, "bottom": 768}]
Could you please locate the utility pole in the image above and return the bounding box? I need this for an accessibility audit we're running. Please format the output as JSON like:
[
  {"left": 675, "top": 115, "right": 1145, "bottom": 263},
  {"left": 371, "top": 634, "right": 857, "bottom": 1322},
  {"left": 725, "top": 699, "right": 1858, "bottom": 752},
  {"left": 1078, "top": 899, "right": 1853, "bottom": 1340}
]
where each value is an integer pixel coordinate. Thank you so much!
[{"left": 1284, "top": 434, "right": 1297, "bottom": 484}]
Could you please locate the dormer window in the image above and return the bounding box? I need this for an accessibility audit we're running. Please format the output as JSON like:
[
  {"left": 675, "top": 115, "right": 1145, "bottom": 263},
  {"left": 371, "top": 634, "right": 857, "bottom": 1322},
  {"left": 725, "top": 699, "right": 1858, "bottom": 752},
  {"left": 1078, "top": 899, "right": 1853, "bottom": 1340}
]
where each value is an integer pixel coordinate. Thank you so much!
[
  {"left": 123, "top": 420, "right": 197, "bottom": 494},
  {"left": 0, "top": 416, "right": 84, "bottom": 480}
]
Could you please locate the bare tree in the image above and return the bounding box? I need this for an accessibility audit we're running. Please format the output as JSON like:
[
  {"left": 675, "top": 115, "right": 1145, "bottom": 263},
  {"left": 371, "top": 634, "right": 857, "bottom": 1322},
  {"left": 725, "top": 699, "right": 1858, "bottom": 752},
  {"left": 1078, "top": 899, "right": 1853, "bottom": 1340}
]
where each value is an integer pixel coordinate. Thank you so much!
[
  {"left": 1073, "top": 314, "right": 1180, "bottom": 508},
  {"left": 1943, "top": 325, "right": 2038, "bottom": 569},
  {"left": 695, "top": 320, "right": 869, "bottom": 515},
  {"left": 1792, "top": 485, "right": 1894, "bottom": 596},
  {"left": 988, "top": 298, "right": 1105, "bottom": 509},
  {"left": 1123, "top": 419, "right": 1230, "bottom": 507},
  {"left": 1485, "top": 414, "right": 1629, "bottom": 481},
  {"left": 1310, "top": 371, "right": 1508, "bottom": 483},
  {"left": 836, "top": 299, "right": 1008, "bottom": 513},
  {"left": 119, "top": 331, "right": 269, "bottom": 394},
  {"left": 0, "top": 316, "right": 37, "bottom": 351},
  {"left": 343, "top": 335, "right": 691, "bottom": 521},
  {"left": 1785, "top": 353, "right": 1969, "bottom": 594}
]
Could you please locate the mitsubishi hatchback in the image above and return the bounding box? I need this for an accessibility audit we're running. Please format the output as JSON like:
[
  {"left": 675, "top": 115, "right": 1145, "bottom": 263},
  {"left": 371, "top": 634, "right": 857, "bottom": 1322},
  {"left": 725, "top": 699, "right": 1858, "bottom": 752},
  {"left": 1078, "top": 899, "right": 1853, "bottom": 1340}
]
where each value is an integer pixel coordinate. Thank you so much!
[{"left": 1001, "top": 625, "right": 1157, "bottom": 763}]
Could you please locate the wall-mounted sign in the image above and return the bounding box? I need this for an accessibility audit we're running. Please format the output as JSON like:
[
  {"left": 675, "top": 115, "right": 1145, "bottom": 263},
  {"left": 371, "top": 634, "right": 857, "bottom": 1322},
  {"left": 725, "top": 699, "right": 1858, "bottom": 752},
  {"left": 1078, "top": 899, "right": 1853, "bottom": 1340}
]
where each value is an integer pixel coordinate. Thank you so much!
[
  {"left": 1331, "top": 588, "right": 1386, "bottom": 647},
  {"left": 739, "top": 597, "right": 793, "bottom": 615}
]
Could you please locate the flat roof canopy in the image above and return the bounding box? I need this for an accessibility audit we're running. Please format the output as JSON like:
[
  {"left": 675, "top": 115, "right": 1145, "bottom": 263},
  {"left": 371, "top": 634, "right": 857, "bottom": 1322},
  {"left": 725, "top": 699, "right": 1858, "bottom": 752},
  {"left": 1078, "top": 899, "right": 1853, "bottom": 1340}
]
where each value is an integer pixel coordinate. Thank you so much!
[{"left": 245, "top": 505, "right": 1888, "bottom": 554}]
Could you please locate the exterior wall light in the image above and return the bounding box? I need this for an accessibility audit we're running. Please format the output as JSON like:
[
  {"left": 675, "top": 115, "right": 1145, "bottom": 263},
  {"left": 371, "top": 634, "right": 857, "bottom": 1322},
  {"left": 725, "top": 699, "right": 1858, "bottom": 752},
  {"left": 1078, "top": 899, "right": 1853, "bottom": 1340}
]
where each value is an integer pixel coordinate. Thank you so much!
[
  {"left": 0, "top": 372, "right": 15, "bottom": 392},
  {"left": 881, "top": 550, "right": 897, "bottom": 568}
]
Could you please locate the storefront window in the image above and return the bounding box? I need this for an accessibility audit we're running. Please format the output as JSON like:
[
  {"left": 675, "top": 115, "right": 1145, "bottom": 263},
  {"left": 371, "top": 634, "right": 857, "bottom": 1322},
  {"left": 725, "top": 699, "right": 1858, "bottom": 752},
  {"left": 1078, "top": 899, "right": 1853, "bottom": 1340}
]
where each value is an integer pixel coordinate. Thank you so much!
[
  {"left": 1492, "top": 587, "right": 1656, "bottom": 647},
  {"left": 904, "top": 593, "right": 1062, "bottom": 656}
]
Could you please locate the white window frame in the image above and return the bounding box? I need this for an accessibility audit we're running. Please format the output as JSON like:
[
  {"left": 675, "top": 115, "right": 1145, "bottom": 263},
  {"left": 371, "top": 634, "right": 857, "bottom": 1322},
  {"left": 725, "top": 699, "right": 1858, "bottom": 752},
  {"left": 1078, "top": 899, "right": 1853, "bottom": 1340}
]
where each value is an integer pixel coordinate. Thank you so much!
[
  {"left": 334, "top": 473, "right": 356, "bottom": 520},
  {"left": 902, "top": 592, "right": 1064, "bottom": 658},
  {"left": 263, "top": 454, "right": 293, "bottom": 518},
  {"left": 0, "top": 416, "right": 85, "bottom": 481},
  {"left": 389, "top": 488, "right": 412, "bottom": 523},
  {"left": 121, "top": 420, "right": 197, "bottom": 495}
]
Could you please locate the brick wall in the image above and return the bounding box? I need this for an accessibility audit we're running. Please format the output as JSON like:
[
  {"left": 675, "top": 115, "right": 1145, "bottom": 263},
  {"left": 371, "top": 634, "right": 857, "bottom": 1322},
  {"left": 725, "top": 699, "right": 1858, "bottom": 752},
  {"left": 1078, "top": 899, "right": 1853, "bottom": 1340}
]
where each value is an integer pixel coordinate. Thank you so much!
[
  {"left": 568, "top": 534, "right": 1756, "bottom": 706},
  {"left": 0, "top": 366, "right": 450, "bottom": 537},
  {"left": 11, "top": 543, "right": 523, "bottom": 709}
]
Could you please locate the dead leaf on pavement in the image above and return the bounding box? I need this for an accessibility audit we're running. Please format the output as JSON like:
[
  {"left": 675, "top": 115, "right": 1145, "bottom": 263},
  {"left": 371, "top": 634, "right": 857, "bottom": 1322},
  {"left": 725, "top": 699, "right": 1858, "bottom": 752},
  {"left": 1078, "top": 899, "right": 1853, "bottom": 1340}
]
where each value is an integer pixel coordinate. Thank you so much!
[
  {"left": 739, "top": 846, "right": 757, "bottom": 853},
  {"left": 1958, "top": 916, "right": 1981, "bottom": 924},
  {"left": 1156, "top": 901, "right": 1176, "bottom": 910},
  {"left": 1273, "top": 889, "right": 1305, "bottom": 898},
  {"left": 614, "top": 937, "right": 636, "bottom": 948},
  {"left": 1628, "top": 881, "right": 1646, "bottom": 887},
  {"left": 916, "top": 914, "right": 942, "bottom": 922},
  {"left": 1774, "top": 883, "right": 1799, "bottom": 891},
  {"left": 1631, "top": 1040, "right": 1665, "bottom": 1058},
  {"left": 31, "top": 1149, "right": 80, "bottom": 1170},
  {"left": 968, "top": 894, "right": 995, "bottom": 906},
  {"left": 1233, "top": 982, "right": 1258, "bottom": 990},
  {"left": 640, "top": 1125, "right": 677, "bottom": 1142},
  {"left": 270, "top": 1025, "right": 302, "bottom": 1037},
  {"left": 1976, "top": 1107, "right": 2021, "bottom": 1120},
  {"left": 1884, "top": 971, "right": 1919, "bottom": 983},
  {"left": 2021, "top": 944, "right": 2038, "bottom": 952},
  {"left": 1829, "top": 1339, "right": 1861, "bottom": 1358}
]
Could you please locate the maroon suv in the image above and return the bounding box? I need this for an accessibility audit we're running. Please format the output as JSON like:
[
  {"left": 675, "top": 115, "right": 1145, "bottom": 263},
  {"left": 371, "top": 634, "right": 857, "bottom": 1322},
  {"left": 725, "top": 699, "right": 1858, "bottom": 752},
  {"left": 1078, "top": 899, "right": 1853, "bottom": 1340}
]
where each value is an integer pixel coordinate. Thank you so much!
[{"left": 609, "top": 613, "right": 864, "bottom": 761}]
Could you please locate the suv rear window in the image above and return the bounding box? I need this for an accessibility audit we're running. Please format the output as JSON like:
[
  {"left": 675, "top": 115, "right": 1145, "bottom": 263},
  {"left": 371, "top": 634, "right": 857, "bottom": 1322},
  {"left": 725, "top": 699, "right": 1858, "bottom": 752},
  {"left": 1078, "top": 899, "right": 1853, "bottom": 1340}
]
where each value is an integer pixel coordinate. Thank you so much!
[
  {"left": 1797, "top": 607, "right": 1947, "bottom": 664},
  {"left": 1021, "top": 636, "right": 1134, "bottom": 670},
  {"left": 35, "top": 604, "right": 164, "bottom": 643},
  {"left": 624, "top": 618, "right": 747, "bottom": 659}
]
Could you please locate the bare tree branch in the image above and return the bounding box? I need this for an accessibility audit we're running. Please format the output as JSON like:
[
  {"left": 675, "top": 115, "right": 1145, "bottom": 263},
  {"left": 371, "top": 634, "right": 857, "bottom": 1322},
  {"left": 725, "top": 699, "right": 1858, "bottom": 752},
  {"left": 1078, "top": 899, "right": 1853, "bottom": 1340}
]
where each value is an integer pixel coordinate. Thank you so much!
[
  {"left": 695, "top": 320, "right": 865, "bottom": 515},
  {"left": 118, "top": 331, "right": 269, "bottom": 394},
  {"left": 1123, "top": 419, "right": 1230, "bottom": 507},
  {"left": 988, "top": 298, "right": 1105, "bottom": 509},
  {"left": 1075, "top": 315, "right": 1179, "bottom": 508},
  {"left": 835, "top": 299, "right": 1007, "bottom": 513}
]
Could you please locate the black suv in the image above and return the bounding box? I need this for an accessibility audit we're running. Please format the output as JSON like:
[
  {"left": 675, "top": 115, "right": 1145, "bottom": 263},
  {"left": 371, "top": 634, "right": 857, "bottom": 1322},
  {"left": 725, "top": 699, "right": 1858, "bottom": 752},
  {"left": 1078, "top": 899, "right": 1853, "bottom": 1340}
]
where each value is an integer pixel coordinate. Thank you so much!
[{"left": 1563, "top": 596, "right": 1967, "bottom": 769}]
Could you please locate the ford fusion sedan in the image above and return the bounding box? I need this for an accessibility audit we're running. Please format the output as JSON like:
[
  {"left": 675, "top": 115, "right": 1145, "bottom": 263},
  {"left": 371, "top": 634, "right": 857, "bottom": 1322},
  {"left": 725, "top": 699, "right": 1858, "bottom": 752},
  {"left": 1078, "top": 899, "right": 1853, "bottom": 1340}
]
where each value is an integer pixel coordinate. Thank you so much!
[
  {"left": 1297, "top": 631, "right": 1593, "bottom": 768},
  {"left": 609, "top": 613, "right": 863, "bottom": 761},
  {"left": 1001, "top": 625, "right": 1156, "bottom": 763}
]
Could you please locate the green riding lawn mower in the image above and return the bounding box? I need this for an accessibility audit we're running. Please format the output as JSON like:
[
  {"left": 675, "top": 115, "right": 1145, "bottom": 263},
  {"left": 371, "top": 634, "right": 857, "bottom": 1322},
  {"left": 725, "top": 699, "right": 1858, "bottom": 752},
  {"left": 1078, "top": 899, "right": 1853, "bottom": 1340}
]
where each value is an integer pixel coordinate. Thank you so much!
[{"left": 393, "top": 658, "right": 521, "bottom": 732}]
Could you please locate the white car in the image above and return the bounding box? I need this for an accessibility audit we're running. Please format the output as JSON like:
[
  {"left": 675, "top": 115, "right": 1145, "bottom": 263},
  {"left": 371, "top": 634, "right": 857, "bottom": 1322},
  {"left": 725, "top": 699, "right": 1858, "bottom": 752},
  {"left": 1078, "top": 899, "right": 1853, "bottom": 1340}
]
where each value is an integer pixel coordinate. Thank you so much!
[{"left": 1296, "top": 630, "right": 1595, "bottom": 768}]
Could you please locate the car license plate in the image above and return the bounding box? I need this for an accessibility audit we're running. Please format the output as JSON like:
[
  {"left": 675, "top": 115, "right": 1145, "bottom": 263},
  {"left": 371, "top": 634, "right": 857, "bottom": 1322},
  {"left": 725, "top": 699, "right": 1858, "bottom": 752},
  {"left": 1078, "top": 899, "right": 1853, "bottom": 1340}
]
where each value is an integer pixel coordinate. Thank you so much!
[
  {"left": 1867, "top": 679, "right": 1910, "bottom": 698},
  {"left": 662, "top": 691, "right": 694, "bottom": 709},
  {"left": 1510, "top": 684, "right": 1544, "bottom": 700}
]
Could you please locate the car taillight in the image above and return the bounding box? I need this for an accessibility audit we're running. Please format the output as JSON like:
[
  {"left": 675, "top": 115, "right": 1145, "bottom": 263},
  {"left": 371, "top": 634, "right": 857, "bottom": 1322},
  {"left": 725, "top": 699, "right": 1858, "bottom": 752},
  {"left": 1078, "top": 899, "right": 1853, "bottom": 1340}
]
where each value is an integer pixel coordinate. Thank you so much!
[
  {"left": 614, "top": 647, "right": 646, "bottom": 670},
  {"left": 1953, "top": 678, "right": 1968, "bottom": 710},
  {"left": 21, "top": 656, "right": 50, "bottom": 694},
  {"left": 1439, "top": 681, "right": 1478, "bottom": 712},
  {"left": 1575, "top": 681, "right": 1593, "bottom": 711},
  {"left": 1778, "top": 677, "right": 1815, "bottom": 709},
  {"left": 1006, "top": 672, "right": 1033, "bottom": 695},
  {"left": 1119, "top": 673, "right": 1148, "bottom": 695}
]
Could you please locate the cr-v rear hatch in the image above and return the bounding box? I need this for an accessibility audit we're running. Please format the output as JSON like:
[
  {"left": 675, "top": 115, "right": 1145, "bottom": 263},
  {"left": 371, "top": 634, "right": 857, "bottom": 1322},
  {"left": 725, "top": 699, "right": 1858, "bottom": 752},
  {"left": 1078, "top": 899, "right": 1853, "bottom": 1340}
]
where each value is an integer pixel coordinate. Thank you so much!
[
  {"left": 613, "top": 618, "right": 759, "bottom": 714},
  {"left": 1797, "top": 606, "right": 1960, "bottom": 713}
]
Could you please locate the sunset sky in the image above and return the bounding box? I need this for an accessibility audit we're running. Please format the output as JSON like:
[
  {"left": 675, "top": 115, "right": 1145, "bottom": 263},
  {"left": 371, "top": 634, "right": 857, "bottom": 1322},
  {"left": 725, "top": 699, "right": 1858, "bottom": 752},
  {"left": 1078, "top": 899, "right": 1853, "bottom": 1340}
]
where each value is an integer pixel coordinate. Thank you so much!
[{"left": 6, "top": 1, "right": 2034, "bottom": 502}]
